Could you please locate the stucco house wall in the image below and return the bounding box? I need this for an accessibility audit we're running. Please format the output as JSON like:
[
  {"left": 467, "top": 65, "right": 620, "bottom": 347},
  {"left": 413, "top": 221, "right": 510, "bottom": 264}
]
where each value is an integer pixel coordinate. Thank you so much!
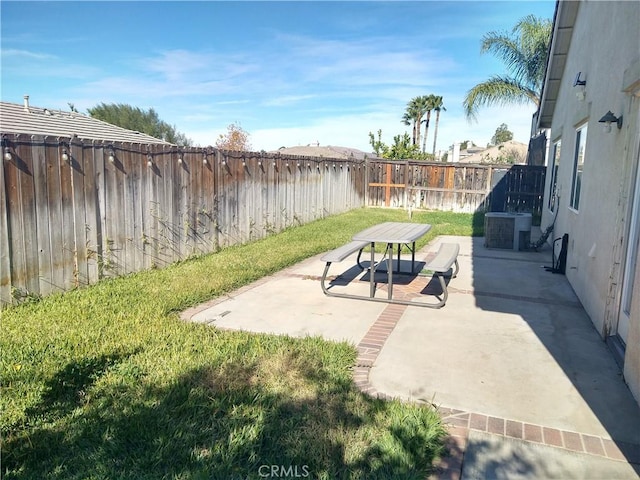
[
  {"left": 628, "top": 243, "right": 640, "bottom": 405},
  {"left": 539, "top": 1, "right": 640, "bottom": 404}
]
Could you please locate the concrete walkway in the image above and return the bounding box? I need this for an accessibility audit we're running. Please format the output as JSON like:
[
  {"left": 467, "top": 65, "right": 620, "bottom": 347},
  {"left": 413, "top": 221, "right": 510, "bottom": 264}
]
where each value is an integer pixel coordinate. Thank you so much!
[{"left": 182, "top": 235, "right": 640, "bottom": 479}]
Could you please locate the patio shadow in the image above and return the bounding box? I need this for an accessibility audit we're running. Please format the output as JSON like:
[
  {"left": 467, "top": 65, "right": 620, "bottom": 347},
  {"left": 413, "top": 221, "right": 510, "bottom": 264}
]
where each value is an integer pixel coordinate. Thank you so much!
[{"left": 469, "top": 235, "right": 640, "bottom": 465}]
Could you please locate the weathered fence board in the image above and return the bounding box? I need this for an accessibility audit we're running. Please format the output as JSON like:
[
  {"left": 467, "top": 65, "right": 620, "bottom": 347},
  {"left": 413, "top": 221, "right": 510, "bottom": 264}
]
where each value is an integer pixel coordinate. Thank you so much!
[
  {"left": 20, "top": 140, "right": 40, "bottom": 296},
  {"left": 5, "top": 140, "right": 27, "bottom": 296},
  {"left": 0, "top": 144, "right": 10, "bottom": 303},
  {"left": 84, "top": 142, "right": 100, "bottom": 285},
  {"left": 32, "top": 139, "right": 52, "bottom": 296}
]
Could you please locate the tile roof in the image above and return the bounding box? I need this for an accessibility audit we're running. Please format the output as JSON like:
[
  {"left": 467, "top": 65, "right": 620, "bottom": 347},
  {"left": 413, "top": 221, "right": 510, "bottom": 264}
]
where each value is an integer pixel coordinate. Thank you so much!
[{"left": 0, "top": 100, "right": 172, "bottom": 144}]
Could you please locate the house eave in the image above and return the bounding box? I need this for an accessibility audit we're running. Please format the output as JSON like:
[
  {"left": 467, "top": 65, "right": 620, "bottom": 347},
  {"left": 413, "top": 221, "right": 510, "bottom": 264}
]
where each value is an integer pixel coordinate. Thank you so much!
[{"left": 537, "top": 1, "right": 581, "bottom": 130}]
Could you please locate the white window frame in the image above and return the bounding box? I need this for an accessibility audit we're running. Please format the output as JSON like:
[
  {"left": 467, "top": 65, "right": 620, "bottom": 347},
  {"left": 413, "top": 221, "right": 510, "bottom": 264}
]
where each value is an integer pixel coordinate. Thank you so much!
[
  {"left": 570, "top": 124, "right": 588, "bottom": 211},
  {"left": 548, "top": 140, "right": 561, "bottom": 212}
]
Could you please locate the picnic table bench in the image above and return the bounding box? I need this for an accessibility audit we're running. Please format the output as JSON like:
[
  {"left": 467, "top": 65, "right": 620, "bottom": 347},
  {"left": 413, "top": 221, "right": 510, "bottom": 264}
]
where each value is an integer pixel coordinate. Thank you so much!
[
  {"left": 320, "top": 240, "right": 368, "bottom": 267},
  {"left": 422, "top": 242, "right": 460, "bottom": 308}
]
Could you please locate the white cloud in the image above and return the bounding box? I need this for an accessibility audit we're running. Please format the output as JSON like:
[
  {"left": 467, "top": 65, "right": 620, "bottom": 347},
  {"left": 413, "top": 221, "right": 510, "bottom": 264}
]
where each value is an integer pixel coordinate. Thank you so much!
[
  {"left": 1, "top": 49, "right": 57, "bottom": 60},
  {"left": 141, "top": 49, "right": 259, "bottom": 83},
  {"left": 262, "top": 94, "right": 317, "bottom": 107}
]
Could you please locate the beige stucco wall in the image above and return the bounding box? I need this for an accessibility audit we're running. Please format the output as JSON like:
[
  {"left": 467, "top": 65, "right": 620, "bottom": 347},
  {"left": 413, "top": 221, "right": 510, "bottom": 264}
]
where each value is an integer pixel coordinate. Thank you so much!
[
  {"left": 627, "top": 255, "right": 640, "bottom": 404},
  {"left": 540, "top": 1, "right": 640, "bottom": 402}
]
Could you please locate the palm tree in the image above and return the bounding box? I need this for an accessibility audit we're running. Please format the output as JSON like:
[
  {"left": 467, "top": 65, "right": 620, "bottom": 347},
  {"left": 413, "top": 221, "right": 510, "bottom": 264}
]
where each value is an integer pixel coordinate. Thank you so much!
[
  {"left": 402, "top": 96, "right": 429, "bottom": 148},
  {"left": 431, "top": 96, "right": 446, "bottom": 156},
  {"left": 463, "top": 15, "right": 552, "bottom": 119},
  {"left": 401, "top": 112, "right": 417, "bottom": 146},
  {"left": 421, "top": 94, "right": 436, "bottom": 154}
]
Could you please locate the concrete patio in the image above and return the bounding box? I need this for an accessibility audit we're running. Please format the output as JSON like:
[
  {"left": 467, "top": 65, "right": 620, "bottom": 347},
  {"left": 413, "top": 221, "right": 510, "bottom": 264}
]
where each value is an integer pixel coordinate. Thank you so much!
[{"left": 182, "top": 234, "right": 640, "bottom": 479}]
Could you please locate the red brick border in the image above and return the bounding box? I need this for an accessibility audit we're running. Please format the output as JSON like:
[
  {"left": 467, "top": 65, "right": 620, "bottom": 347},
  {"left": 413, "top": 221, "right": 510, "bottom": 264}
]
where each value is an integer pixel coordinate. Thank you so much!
[{"left": 425, "top": 409, "right": 640, "bottom": 478}]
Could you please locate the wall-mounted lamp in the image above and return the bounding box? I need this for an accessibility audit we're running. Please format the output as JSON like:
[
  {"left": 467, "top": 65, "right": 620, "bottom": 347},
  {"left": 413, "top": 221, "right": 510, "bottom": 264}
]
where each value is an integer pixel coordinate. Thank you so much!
[
  {"left": 177, "top": 152, "right": 183, "bottom": 164},
  {"left": 61, "top": 148, "right": 70, "bottom": 162},
  {"left": 573, "top": 72, "right": 587, "bottom": 100},
  {"left": 4, "top": 146, "right": 13, "bottom": 161},
  {"left": 203, "top": 152, "right": 208, "bottom": 165},
  {"left": 598, "top": 111, "right": 623, "bottom": 132},
  {"left": 147, "top": 153, "right": 153, "bottom": 167},
  {"left": 108, "top": 148, "right": 115, "bottom": 163},
  {"left": 573, "top": 72, "right": 586, "bottom": 86}
]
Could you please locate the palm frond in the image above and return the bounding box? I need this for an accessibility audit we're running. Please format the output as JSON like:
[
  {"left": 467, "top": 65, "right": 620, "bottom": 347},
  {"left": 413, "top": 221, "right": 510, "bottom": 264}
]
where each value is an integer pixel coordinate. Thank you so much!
[
  {"left": 464, "top": 14, "right": 552, "bottom": 119},
  {"left": 463, "top": 76, "right": 538, "bottom": 120}
]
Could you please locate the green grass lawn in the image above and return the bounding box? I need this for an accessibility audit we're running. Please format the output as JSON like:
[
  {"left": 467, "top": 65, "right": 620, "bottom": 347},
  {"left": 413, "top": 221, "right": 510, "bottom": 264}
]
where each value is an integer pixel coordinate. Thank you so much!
[{"left": 1, "top": 208, "right": 483, "bottom": 480}]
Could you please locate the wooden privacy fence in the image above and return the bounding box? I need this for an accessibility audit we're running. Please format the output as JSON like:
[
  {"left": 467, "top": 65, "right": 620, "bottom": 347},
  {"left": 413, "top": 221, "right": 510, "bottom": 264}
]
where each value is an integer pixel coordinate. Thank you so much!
[
  {"left": 1, "top": 135, "right": 545, "bottom": 305},
  {"left": 366, "top": 160, "right": 545, "bottom": 215},
  {"left": 0, "top": 135, "right": 365, "bottom": 305}
]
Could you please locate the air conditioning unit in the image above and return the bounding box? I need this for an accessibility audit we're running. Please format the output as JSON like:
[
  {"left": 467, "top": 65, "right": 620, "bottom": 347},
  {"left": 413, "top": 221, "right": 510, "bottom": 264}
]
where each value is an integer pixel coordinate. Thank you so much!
[{"left": 484, "top": 212, "right": 532, "bottom": 251}]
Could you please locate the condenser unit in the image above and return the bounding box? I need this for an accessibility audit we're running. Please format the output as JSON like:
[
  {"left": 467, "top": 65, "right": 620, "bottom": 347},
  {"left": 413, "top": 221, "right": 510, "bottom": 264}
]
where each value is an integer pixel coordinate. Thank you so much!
[{"left": 484, "top": 212, "right": 532, "bottom": 251}]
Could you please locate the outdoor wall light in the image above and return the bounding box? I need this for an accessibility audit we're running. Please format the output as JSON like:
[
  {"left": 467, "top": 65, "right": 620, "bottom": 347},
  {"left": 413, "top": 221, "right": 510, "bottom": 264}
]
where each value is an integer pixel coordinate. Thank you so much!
[
  {"left": 147, "top": 153, "right": 153, "bottom": 167},
  {"left": 61, "top": 148, "right": 69, "bottom": 162},
  {"left": 203, "top": 153, "right": 208, "bottom": 165},
  {"left": 4, "top": 147, "right": 12, "bottom": 161},
  {"left": 108, "top": 148, "right": 115, "bottom": 163},
  {"left": 599, "top": 111, "right": 623, "bottom": 132},
  {"left": 573, "top": 72, "right": 587, "bottom": 101},
  {"left": 177, "top": 153, "right": 183, "bottom": 164}
]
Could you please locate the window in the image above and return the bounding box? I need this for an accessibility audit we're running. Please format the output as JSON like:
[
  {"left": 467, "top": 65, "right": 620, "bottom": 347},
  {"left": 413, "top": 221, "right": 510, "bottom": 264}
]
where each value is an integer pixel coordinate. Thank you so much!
[
  {"left": 570, "top": 124, "right": 587, "bottom": 211},
  {"left": 548, "top": 140, "right": 561, "bottom": 212}
]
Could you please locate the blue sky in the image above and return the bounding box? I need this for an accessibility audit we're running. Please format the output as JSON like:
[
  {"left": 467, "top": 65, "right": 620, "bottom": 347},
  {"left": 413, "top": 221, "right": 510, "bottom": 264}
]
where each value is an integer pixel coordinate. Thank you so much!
[{"left": 1, "top": 1, "right": 556, "bottom": 154}]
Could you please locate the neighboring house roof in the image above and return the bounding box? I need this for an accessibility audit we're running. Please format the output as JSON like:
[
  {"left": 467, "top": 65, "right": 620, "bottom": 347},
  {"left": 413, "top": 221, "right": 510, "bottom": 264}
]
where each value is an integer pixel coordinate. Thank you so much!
[
  {"left": 458, "top": 141, "right": 529, "bottom": 164},
  {"left": 537, "top": 1, "right": 580, "bottom": 129},
  {"left": 0, "top": 100, "right": 172, "bottom": 144},
  {"left": 274, "top": 145, "right": 370, "bottom": 160},
  {"left": 458, "top": 145, "right": 484, "bottom": 159}
]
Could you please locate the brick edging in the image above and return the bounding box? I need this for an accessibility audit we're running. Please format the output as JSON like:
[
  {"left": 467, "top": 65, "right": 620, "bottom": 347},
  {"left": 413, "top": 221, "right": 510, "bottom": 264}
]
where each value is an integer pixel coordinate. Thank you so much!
[
  {"left": 352, "top": 303, "right": 407, "bottom": 397},
  {"left": 430, "top": 409, "right": 640, "bottom": 479}
]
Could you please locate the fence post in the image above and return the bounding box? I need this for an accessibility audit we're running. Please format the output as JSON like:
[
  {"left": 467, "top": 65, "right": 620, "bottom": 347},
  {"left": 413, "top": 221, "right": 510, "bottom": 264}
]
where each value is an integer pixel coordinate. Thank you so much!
[
  {"left": 364, "top": 157, "right": 370, "bottom": 206},
  {"left": 404, "top": 160, "right": 409, "bottom": 210}
]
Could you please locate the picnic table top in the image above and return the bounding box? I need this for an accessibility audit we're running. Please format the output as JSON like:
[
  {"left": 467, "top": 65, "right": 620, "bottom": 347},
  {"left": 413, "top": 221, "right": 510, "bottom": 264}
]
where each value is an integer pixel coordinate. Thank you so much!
[{"left": 352, "top": 222, "right": 432, "bottom": 244}]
